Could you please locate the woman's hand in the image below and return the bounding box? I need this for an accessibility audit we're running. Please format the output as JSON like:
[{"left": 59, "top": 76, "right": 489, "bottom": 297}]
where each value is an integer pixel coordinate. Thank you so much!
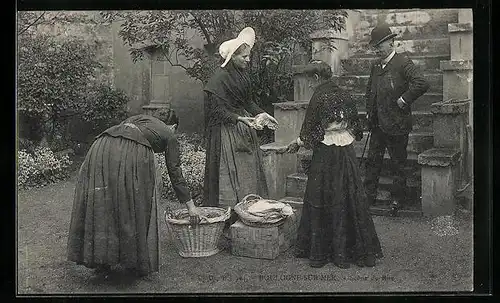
[
  {"left": 237, "top": 116, "right": 257, "bottom": 129},
  {"left": 286, "top": 138, "right": 301, "bottom": 154},
  {"left": 186, "top": 200, "right": 207, "bottom": 224},
  {"left": 255, "top": 112, "right": 279, "bottom": 130}
]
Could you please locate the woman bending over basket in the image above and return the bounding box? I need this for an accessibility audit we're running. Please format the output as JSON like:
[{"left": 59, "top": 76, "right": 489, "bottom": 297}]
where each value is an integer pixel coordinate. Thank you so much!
[
  {"left": 286, "top": 60, "right": 383, "bottom": 268},
  {"left": 67, "top": 109, "right": 203, "bottom": 277}
]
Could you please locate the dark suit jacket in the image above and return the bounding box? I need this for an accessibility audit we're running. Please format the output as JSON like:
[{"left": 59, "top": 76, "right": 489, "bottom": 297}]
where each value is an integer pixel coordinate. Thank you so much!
[{"left": 365, "top": 52, "right": 430, "bottom": 135}]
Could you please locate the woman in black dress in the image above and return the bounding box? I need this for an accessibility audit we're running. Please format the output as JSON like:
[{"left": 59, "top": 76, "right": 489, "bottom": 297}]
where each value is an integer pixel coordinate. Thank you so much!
[
  {"left": 286, "top": 61, "right": 383, "bottom": 268},
  {"left": 67, "top": 110, "right": 202, "bottom": 277},
  {"left": 203, "top": 27, "right": 277, "bottom": 209}
]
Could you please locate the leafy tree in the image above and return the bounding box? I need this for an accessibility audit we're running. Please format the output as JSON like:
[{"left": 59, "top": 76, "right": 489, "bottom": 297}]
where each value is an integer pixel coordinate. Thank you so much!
[{"left": 101, "top": 10, "right": 348, "bottom": 106}]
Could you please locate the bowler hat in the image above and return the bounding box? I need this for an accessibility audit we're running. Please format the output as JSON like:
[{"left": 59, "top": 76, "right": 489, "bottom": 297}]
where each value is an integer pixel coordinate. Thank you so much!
[{"left": 369, "top": 24, "right": 397, "bottom": 46}]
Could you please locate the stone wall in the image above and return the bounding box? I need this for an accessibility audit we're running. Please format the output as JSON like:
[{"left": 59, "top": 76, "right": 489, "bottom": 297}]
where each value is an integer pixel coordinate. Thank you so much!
[
  {"left": 146, "top": 27, "right": 206, "bottom": 133},
  {"left": 34, "top": 11, "right": 114, "bottom": 86}
]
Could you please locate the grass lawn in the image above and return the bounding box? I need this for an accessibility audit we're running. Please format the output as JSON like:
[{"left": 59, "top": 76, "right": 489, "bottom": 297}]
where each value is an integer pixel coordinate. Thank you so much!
[{"left": 17, "top": 170, "right": 473, "bottom": 294}]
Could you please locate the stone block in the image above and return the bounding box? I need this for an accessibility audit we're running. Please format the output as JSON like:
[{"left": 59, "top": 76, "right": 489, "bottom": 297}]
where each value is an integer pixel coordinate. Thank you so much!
[
  {"left": 230, "top": 213, "right": 299, "bottom": 260},
  {"left": 152, "top": 59, "right": 166, "bottom": 75},
  {"left": 458, "top": 9, "right": 473, "bottom": 23},
  {"left": 293, "top": 73, "right": 315, "bottom": 102},
  {"left": 152, "top": 75, "right": 170, "bottom": 101},
  {"left": 273, "top": 101, "right": 308, "bottom": 144},
  {"left": 285, "top": 173, "right": 307, "bottom": 198},
  {"left": 311, "top": 35, "right": 349, "bottom": 76},
  {"left": 448, "top": 23, "right": 473, "bottom": 61},
  {"left": 260, "top": 142, "right": 298, "bottom": 200},
  {"left": 431, "top": 99, "right": 469, "bottom": 150},
  {"left": 440, "top": 60, "right": 473, "bottom": 101},
  {"left": 361, "top": 9, "right": 459, "bottom": 29},
  {"left": 418, "top": 148, "right": 461, "bottom": 216}
]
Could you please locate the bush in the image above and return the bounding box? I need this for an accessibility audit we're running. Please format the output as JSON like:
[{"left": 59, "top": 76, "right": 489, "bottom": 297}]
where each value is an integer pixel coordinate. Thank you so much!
[
  {"left": 17, "top": 33, "right": 129, "bottom": 149},
  {"left": 17, "top": 146, "right": 73, "bottom": 189},
  {"left": 155, "top": 133, "right": 206, "bottom": 204},
  {"left": 82, "top": 84, "right": 129, "bottom": 133}
]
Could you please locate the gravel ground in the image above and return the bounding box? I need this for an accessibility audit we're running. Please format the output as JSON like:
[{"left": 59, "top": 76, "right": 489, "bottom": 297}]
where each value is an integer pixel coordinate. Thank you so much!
[{"left": 16, "top": 171, "right": 473, "bottom": 294}]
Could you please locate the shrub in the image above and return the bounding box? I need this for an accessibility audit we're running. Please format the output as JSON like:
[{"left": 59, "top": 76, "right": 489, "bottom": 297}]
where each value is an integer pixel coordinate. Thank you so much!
[
  {"left": 155, "top": 133, "right": 206, "bottom": 204},
  {"left": 82, "top": 84, "right": 129, "bottom": 133},
  {"left": 17, "top": 32, "right": 129, "bottom": 150},
  {"left": 17, "top": 146, "right": 73, "bottom": 189}
]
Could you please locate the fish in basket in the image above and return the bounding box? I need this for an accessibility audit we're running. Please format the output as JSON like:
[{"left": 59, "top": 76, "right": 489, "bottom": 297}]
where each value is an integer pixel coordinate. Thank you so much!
[
  {"left": 164, "top": 207, "right": 231, "bottom": 257},
  {"left": 234, "top": 194, "right": 294, "bottom": 227}
]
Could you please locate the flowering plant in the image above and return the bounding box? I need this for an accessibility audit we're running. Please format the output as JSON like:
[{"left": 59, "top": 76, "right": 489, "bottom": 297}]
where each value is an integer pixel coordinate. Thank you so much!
[
  {"left": 155, "top": 133, "right": 206, "bottom": 204},
  {"left": 17, "top": 146, "right": 73, "bottom": 189}
]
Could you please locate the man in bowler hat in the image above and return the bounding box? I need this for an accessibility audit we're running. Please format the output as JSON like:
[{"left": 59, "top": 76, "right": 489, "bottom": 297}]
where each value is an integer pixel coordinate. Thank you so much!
[{"left": 363, "top": 24, "right": 430, "bottom": 215}]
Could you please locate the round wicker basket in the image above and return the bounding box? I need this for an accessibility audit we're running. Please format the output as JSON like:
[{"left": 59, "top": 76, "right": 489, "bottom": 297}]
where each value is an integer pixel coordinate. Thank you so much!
[
  {"left": 164, "top": 207, "right": 231, "bottom": 258},
  {"left": 234, "top": 194, "right": 292, "bottom": 227}
]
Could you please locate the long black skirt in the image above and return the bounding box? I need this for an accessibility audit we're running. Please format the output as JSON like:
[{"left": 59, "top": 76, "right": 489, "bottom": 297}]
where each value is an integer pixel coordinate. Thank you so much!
[
  {"left": 67, "top": 135, "right": 159, "bottom": 275},
  {"left": 296, "top": 143, "right": 383, "bottom": 263}
]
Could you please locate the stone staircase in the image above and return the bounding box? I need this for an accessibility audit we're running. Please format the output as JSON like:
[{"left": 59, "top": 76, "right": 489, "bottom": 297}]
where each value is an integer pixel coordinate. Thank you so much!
[{"left": 265, "top": 9, "right": 461, "bottom": 217}]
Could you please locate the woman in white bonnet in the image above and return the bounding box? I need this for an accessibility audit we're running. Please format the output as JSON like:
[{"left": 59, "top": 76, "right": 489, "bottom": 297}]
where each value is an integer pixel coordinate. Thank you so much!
[{"left": 202, "top": 27, "right": 278, "bottom": 215}]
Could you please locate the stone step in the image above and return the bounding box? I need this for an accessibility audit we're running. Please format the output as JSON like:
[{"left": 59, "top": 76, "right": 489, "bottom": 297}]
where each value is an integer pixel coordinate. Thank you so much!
[
  {"left": 341, "top": 54, "right": 450, "bottom": 75},
  {"left": 296, "top": 147, "right": 424, "bottom": 177},
  {"left": 279, "top": 196, "right": 422, "bottom": 218},
  {"left": 286, "top": 172, "right": 420, "bottom": 195},
  {"left": 352, "top": 92, "right": 443, "bottom": 112},
  {"left": 334, "top": 73, "right": 443, "bottom": 94},
  {"left": 354, "top": 23, "right": 452, "bottom": 44},
  {"left": 285, "top": 173, "right": 308, "bottom": 198},
  {"left": 356, "top": 110, "right": 434, "bottom": 132},
  {"left": 349, "top": 38, "right": 451, "bottom": 58},
  {"left": 284, "top": 174, "right": 422, "bottom": 217},
  {"left": 358, "top": 9, "right": 459, "bottom": 29},
  {"left": 354, "top": 130, "right": 434, "bottom": 154}
]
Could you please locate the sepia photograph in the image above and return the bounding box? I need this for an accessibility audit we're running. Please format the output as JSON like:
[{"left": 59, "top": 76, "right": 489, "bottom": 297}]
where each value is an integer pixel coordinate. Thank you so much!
[{"left": 15, "top": 7, "right": 482, "bottom": 295}]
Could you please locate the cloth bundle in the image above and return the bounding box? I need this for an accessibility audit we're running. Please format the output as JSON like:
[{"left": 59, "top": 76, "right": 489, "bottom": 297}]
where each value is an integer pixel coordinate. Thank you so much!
[
  {"left": 246, "top": 199, "right": 294, "bottom": 220},
  {"left": 251, "top": 113, "right": 278, "bottom": 130}
]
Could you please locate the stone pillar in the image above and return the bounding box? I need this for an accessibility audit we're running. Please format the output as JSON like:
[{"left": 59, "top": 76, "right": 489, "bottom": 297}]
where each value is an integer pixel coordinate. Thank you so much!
[
  {"left": 416, "top": 9, "right": 474, "bottom": 216},
  {"left": 140, "top": 48, "right": 177, "bottom": 198},
  {"left": 273, "top": 101, "right": 309, "bottom": 144},
  {"left": 417, "top": 99, "right": 469, "bottom": 217},
  {"left": 292, "top": 65, "right": 317, "bottom": 102},
  {"left": 309, "top": 10, "right": 353, "bottom": 75},
  {"left": 440, "top": 60, "right": 473, "bottom": 103},
  {"left": 261, "top": 143, "right": 297, "bottom": 200},
  {"left": 440, "top": 9, "right": 473, "bottom": 187},
  {"left": 344, "top": 10, "right": 362, "bottom": 41},
  {"left": 310, "top": 30, "right": 349, "bottom": 76},
  {"left": 431, "top": 100, "right": 469, "bottom": 151},
  {"left": 142, "top": 49, "right": 176, "bottom": 124},
  {"left": 418, "top": 148, "right": 461, "bottom": 216}
]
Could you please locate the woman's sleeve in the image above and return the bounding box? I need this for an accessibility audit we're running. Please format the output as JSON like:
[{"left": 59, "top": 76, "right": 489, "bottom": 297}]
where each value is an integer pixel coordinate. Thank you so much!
[
  {"left": 205, "top": 92, "right": 240, "bottom": 125},
  {"left": 243, "top": 99, "right": 265, "bottom": 116},
  {"left": 299, "top": 92, "right": 325, "bottom": 150},
  {"left": 164, "top": 131, "right": 191, "bottom": 203}
]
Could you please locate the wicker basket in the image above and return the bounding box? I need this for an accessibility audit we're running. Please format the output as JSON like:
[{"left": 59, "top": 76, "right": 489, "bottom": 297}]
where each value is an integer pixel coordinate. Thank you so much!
[
  {"left": 234, "top": 194, "right": 293, "bottom": 227},
  {"left": 164, "top": 207, "right": 231, "bottom": 258}
]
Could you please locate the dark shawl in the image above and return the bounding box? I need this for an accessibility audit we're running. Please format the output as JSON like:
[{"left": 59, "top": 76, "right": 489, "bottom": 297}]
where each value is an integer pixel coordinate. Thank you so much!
[
  {"left": 203, "top": 61, "right": 264, "bottom": 128},
  {"left": 299, "top": 80, "right": 362, "bottom": 150}
]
